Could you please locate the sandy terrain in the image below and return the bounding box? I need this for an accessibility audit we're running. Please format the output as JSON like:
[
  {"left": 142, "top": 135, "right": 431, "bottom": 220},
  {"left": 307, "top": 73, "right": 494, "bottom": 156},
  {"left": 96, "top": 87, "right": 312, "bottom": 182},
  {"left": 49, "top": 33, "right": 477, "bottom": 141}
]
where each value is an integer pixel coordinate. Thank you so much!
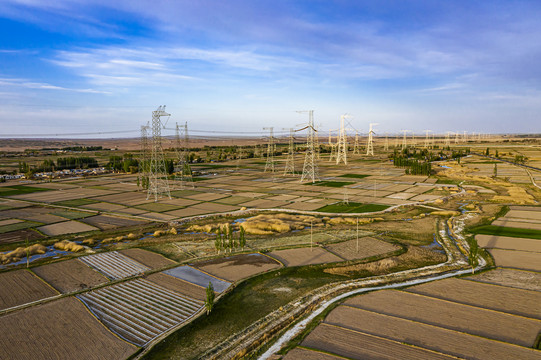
[
  {"left": 487, "top": 249, "right": 541, "bottom": 272},
  {"left": 343, "top": 290, "right": 541, "bottom": 347},
  {"left": 119, "top": 248, "right": 176, "bottom": 269},
  {"left": 405, "top": 278, "right": 541, "bottom": 319},
  {"left": 300, "top": 323, "right": 456, "bottom": 360},
  {"left": 325, "top": 237, "right": 399, "bottom": 261},
  {"left": 0, "top": 296, "right": 137, "bottom": 359},
  {"left": 268, "top": 247, "right": 342, "bottom": 267},
  {"left": 193, "top": 253, "right": 281, "bottom": 282},
  {"left": 324, "top": 305, "right": 541, "bottom": 360},
  {"left": 469, "top": 268, "right": 541, "bottom": 292},
  {"left": 0, "top": 269, "right": 59, "bottom": 310},
  {"left": 32, "top": 259, "right": 109, "bottom": 293}
]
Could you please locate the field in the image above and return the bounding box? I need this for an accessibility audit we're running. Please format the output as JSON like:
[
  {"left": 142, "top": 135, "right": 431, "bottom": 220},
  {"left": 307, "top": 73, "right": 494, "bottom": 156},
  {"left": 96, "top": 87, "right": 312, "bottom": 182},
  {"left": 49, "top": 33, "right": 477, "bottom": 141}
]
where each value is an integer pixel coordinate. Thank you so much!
[
  {"left": 470, "top": 268, "right": 541, "bottom": 291},
  {"left": 487, "top": 249, "right": 541, "bottom": 271},
  {"left": 476, "top": 234, "right": 541, "bottom": 252},
  {"left": 324, "top": 237, "right": 399, "bottom": 261},
  {"left": 119, "top": 248, "right": 177, "bottom": 269},
  {"left": 37, "top": 220, "right": 98, "bottom": 236},
  {"left": 32, "top": 258, "right": 109, "bottom": 293},
  {"left": 163, "top": 265, "right": 231, "bottom": 293},
  {"left": 0, "top": 297, "right": 137, "bottom": 360},
  {"left": 193, "top": 253, "right": 282, "bottom": 282},
  {"left": 268, "top": 247, "right": 343, "bottom": 267},
  {"left": 145, "top": 273, "right": 207, "bottom": 301},
  {"left": 0, "top": 269, "right": 59, "bottom": 310},
  {"left": 79, "top": 251, "right": 150, "bottom": 280},
  {"left": 316, "top": 202, "right": 390, "bottom": 213}
]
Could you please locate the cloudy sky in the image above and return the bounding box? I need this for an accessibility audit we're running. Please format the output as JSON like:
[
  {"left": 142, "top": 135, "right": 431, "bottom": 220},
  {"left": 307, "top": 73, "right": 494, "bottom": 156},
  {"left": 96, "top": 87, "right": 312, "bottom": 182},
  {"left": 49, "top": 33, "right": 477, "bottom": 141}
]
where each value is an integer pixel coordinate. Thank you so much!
[{"left": 0, "top": 0, "right": 540, "bottom": 137}]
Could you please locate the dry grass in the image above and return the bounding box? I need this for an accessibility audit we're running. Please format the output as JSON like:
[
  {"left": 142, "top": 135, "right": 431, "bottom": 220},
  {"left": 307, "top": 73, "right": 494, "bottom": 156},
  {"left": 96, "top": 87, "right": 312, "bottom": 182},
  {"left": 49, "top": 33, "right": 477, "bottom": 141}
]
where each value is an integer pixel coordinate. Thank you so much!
[
  {"left": 0, "top": 243, "right": 47, "bottom": 265},
  {"left": 240, "top": 213, "right": 323, "bottom": 235},
  {"left": 327, "top": 217, "right": 383, "bottom": 226},
  {"left": 54, "top": 240, "right": 84, "bottom": 252}
]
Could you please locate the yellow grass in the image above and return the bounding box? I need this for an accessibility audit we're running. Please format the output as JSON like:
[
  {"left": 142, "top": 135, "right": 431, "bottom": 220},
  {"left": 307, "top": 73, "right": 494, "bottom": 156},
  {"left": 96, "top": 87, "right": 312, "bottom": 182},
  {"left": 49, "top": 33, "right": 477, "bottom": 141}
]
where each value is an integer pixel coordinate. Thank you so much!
[
  {"left": 54, "top": 240, "right": 84, "bottom": 252},
  {"left": 240, "top": 213, "right": 323, "bottom": 235},
  {"left": 82, "top": 238, "right": 95, "bottom": 245},
  {"left": 431, "top": 210, "right": 460, "bottom": 216},
  {"left": 0, "top": 244, "right": 47, "bottom": 265},
  {"left": 327, "top": 217, "right": 382, "bottom": 225}
]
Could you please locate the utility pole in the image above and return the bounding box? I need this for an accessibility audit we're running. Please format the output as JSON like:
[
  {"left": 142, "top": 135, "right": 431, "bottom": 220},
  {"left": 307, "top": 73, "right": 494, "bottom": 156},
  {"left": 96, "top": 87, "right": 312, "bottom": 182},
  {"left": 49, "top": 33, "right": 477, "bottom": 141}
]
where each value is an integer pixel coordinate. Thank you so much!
[
  {"left": 263, "top": 127, "right": 275, "bottom": 174},
  {"left": 147, "top": 105, "right": 172, "bottom": 202},
  {"left": 384, "top": 133, "right": 389, "bottom": 151},
  {"left": 299, "top": 110, "right": 320, "bottom": 183}
]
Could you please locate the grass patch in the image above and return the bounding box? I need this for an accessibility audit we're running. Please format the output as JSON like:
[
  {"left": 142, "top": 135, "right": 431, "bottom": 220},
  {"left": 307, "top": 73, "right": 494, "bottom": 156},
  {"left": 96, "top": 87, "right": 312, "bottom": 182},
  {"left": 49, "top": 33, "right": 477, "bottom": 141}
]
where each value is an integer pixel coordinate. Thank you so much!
[
  {"left": 469, "top": 225, "right": 541, "bottom": 240},
  {"left": 170, "top": 190, "right": 202, "bottom": 198},
  {"left": 316, "top": 202, "right": 389, "bottom": 213},
  {"left": 338, "top": 174, "right": 371, "bottom": 179},
  {"left": 313, "top": 181, "right": 355, "bottom": 188},
  {"left": 0, "top": 221, "right": 41, "bottom": 234},
  {"left": 0, "top": 185, "right": 52, "bottom": 197},
  {"left": 191, "top": 177, "right": 210, "bottom": 182},
  {"left": 215, "top": 196, "right": 252, "bottom": 205},
  {"left": 53, "top": 198, "right": 100, "bottom": 207},
  {"left": 435, "top": 178, "right": 462, "bottom": 185}
]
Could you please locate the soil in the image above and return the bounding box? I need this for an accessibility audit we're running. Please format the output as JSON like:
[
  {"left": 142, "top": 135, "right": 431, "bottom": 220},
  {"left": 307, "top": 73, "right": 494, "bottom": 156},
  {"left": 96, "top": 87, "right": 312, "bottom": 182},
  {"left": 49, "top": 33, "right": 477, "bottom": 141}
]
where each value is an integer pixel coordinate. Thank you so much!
[
  {"left": 268, "top": 247, "right": 342, "bottom": 267},
  {"left": 0, "top": 269, "right": 59, "bottom": 310},
  {"left": 324, "top": 237, "right": 399, "bottom": 261},
  {"left": 193, "top": 253, "right": 281, "bottom": 282},
  {"left": 469, "top": 268, "right": 541, "bottom": 292},
  {"left": 32, "top": 259, "right": 109, "bottom": 293},
  {"left": 119, "top": 248, "right": 176, "bottom": 269},
  {"left": 487, "top": 249, "right": 541, "bottom": 272},
  {"left": 145, "top": 272, "right": 206, "bottom": 301}
]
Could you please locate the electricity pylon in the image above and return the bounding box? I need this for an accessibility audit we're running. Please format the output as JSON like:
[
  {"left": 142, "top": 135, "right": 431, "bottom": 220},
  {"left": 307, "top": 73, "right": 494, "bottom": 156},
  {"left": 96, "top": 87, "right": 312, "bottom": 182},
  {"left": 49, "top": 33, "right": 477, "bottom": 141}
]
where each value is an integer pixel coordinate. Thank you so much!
[
  {"left": 463, "top": 130, "right": 467, "bottom": 142},
  {"left": 147, "top": 105, "right": 172, "bottom": 202},
  {"left": 384, "top": 133, "right": 389, "bottom": 151},
  {"left": 455, "top": 131, "right": 459, "bottom": 144},
  {"left": 424, "top": 129, "right": 432, "bottom": 149},
  {"left": 263, "top": 127, "right": 275, "bottom": 173},
  {"left": 353, "top": 132, "right": 361, "bottom": 154},
  {"left": 336, "top": 114, "right": 350, "bottom": 165},
  {"left": 328, "top": 130, "right": 337, "bottom": 162},
  {"left": 299, "top": 110, "right": 319, "bottom": 183},
  {"left": 314, "top": 124, "right": 320, "bottom": 160},
  {"left": 445, "top": 131, "right": 452, "bottom": 147},
  {"left": 366, "top": 123, "right": 378, "bottom": 156},
  {"left": 401, "top": 130, "right": 410, "bottom": 149},
  {"left": 174, "top": 122, "right": 193, "bottom": 189},
  {"left": 283, "top": 128, "right": 295, "bottom": 176},
  {"left": 139, "top": 124, "right": 150, "bottom": 190}
]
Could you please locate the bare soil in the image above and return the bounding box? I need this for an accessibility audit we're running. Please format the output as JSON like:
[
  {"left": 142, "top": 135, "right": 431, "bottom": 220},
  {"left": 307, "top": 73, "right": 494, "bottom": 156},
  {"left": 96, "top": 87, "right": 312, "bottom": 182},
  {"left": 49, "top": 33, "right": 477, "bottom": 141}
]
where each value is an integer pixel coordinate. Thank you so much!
[
  {"left": 0, "top": 269, "right": 59, "bottom": 310},
  {"left": 0, "top": 297, "right": 137, "bottom": 360},
  {"left": 193, "top": 253, "right": 281, "bottom": 282},
  {"left": 80, "top": 215, "right": 148, "bottom": 230},
  {"left": 476, "top": 234, "right": 541, "bottom": 252},
  {"left": 470, "top": 268, "right": 541, "bottom": 292},
  {"left": 0, "top": 228, "right": 44, "bottom": 245},
  {"left": 324, "top": 237, "right": 399, "bottom": 261},
  {"left": 37, "top": 220, "right": 98, "bottom": 236},
  {"left": 119, "top": 248, "right": 176, "bottom": 269},
  {"left": 32, "top": 259, "right": 109, "bottom": 293},
  {"left": 268, "top": 247, "right": 342, "bottom": 267},
  {"left": 487, "top": 249, "right": 541, "bottom": 272},
  {"left": 145, "top": 272, "right": 206, "bottom": 301},
  {"left": 283, "top": 347, "right": 348, "bottom": 360}
]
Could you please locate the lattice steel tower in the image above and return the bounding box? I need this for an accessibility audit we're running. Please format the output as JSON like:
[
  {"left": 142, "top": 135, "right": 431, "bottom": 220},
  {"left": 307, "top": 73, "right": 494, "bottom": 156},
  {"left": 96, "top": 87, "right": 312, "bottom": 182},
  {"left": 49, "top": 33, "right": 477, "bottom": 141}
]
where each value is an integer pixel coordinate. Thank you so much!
[
  {"left": 174, "top": 122, "right": 194, "bottom": 189},
  {"left": 366, "top": 123, "right": 377, "bottom": 156},
  {"left": 299, "top": 110, "right": 320, "bottom": 183},
  {"left": 264, "top": 127, "right": 275, "bottom": 173},
  {"left": 284, "top": 128, "right": 295, "bottom": 176},
  {"left": 328, "top": 130, "right": 337, "bottom": 162},
  {"left": 336, "top": 114, "right": 349, "bottom": 165},
  {"left": 147, "top": 105, "right": 172, "bottom": 202},
  {"left": 139, "top": 124, "right": 150, "bottom": 190},
  {"left": 353, "top": 132, "right": 360, "bottom": 154}
]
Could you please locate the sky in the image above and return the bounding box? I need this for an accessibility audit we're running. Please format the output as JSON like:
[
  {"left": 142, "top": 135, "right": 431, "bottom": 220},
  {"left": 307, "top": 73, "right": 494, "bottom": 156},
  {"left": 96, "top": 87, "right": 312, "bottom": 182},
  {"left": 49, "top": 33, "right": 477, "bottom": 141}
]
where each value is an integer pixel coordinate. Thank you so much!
[{"left": 0, "top": 0, "right": 540, "bottom": 138}]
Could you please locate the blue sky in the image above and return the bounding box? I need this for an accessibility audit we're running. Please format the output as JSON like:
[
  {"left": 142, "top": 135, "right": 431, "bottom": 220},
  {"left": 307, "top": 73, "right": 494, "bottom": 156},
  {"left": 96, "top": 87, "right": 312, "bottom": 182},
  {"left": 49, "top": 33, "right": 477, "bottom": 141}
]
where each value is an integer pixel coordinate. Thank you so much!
[{"left": 0, "top": 1, "right": 540, "bottom": 137}]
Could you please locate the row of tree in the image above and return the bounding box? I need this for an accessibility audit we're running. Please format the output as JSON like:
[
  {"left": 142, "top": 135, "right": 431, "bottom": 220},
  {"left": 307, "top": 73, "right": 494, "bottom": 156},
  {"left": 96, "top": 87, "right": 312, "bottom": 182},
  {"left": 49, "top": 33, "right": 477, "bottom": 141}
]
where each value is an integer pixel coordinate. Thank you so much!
[
  {"left": 392, "top": 156, "right": 432, "bottom": 176},
  {"left": 214, "top": 224, "right": 246, "bottom": 253}
]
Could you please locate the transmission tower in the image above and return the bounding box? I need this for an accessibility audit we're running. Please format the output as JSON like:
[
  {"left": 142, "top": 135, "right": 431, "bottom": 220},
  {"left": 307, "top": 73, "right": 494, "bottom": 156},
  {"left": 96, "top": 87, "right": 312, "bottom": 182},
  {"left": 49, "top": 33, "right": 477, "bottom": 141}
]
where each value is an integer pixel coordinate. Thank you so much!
[
  {"left": 445, "top": 131, "right": 451, "bottom": 147},
  {"left": 336, "top": 114, "right": 350, "bottom": 165},
  {"left": 353, "top": 132, "right": 361, "bottom": 154},
  {"left": 174, "top": 122, "right": 194, "bottom": 189},
  {"left": 283, "top": 128, "right": 295, "bottom": 176},
  {"left": 139, "top": 125, "right": 150, "bottom": 190},
  {"left": 264, "top": 127, "right": 275, "bottom": 173},
  {"left": 384, "top": 133, "right": 389, "bottom": 151},
  {"left": 401, "top": 130, "right": 410, "bottom": 149},
  {"left": 314, "top": 125, "right": 321, "bottom": 159},
  {"left": 366, "top": 123, "right": 378, "bottom": 156},
  {"left": 455, "top": 132, "right": 459, "bottom": 144},
  {"left": 424, "top": 130, "right": 432, "bottom": 148},
  {"left": 299, "top": 110, "right": 320, "bottom": 183},
  {"left": 147, "top": 105, "right": 172, "bottom": 202},
  {"left": 328, "top": 130, "right": 337, "bottom": 162},
  {"left": 463, "top": 130, "right": 467, "bottom": 142}
]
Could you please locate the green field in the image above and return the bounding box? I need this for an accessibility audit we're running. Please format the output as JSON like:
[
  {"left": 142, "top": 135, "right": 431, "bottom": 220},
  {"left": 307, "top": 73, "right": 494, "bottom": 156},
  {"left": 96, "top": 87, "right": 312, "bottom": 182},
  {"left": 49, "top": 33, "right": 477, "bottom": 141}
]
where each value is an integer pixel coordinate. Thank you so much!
[
  {"left": 0, "top": 221, "right": 42, "bottom": 234},
  {"left": 338, "top": 174, "right": 371, "bottom": 179},
  {"left": 316, "top": 202, "right": 389, "bottom": 213},
  {"left": 53, "top": 198, "right": 100, "bottom": 207},
  {"left": 0, "top": 185, "right": 52, "bottom": 197},
  {"left": 313, "top": 181, "right": 355, "bottom": 188},
  {"left": 470, "top": 225, "right": 541, "bottom": 240}
]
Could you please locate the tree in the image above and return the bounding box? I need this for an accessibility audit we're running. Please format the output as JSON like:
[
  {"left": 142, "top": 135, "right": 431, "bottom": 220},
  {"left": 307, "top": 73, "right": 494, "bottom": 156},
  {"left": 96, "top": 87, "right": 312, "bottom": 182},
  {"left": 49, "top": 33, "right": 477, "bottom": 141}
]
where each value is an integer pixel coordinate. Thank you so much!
[
  {"left": 493, "top": 163, "right": 497, "bottom": 178},
  {"left": 204, "top": 282, "right": 215, "bottom": 315},
  {"left": 467, "top": 238, "right": 479, "bottom": 274},
  {"left": 239, "top": 226, "right": 246, "bottom": 250},
  {"left": 485, "top": 147, "right": 490, "bottom": 156}
]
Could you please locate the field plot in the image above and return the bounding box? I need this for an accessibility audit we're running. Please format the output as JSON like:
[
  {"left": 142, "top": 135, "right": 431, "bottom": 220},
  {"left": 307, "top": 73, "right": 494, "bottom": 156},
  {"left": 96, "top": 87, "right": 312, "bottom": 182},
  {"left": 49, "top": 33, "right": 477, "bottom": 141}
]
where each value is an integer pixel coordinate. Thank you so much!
[
  {"left": 299, "top": 323, "right": 456, "bottom": 360},
  {"left": 323, "top": 305, "right": 541, "bottom": 360},
  {"left": 163, "top": 266, "right": 231, "bottom": 292},
  {"left": 0, "top": 228, "right": 44, "bottom": 244},
  {"left": 193, "top": 253, "right": 281, "bottom": 282},
  {"left": 146, "top": 273, "right": 206, "bottom": 301},
  {"left": 37, "top": 220, "right": 98, "bottom": 236},
  {"left": 469, "top": 268, "right": 541, "bottom": 291},
  {"left": 0, "top": 297, "right": 136, "bottom": 360},
  {"left": 476, "top": 234, "right": 541, "bottom": 252},
  {"left": 283, "top": 347, "right": 350, "bottom": 360},
  {"left": 268, "top": 247, "right": 343, "bottom": 267},
  {"left": 119, "top": 248, "right": 176, "bottom": 269},
  {"left": 80, "top": 214, "right": 148, "bottom": 230},
  {"left": 487, "top": 249, "right": 541, "bottom": 271},
  {"left": 405, "top": 278, "right": 541, "bottom": 319},
  {"left": 0, "top": 269, "right": 59, "bottom": 310},
  {"left": 504, "top": 209, "right": 541, "bottom": 221},
  {"left": 492, "top": 219, "right": 541, "bottom": 230},
  {"left": 79, "top": 251, "right": 150, "bottom": 280},
  {"left": 32, "top": 259, "right": 109, "bottom": 293},
  {"left": 78, "top": 278, "right": 204, "bottom": 346},
  {"left": 325, "top": 237, "right": 399, "bottom": 261},
  {"left": 343, "top": 290, "right": 541, "bottom": 347}
]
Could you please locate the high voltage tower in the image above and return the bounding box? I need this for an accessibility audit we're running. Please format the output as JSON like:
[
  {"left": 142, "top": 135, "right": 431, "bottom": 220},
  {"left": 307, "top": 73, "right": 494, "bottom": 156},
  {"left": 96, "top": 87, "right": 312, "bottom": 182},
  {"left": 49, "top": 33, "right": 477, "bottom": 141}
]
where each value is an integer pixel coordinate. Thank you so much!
[
  {"left": 463, "top": 130, "right": 467, "bottom": 142},
  {"left": 455, "top": 132, "right": 459, "bottom": 144},
  {"left": 298, "top": 110, "right": 320, "bottom": 183},
  {"left": 328, "top": 130, "right": 337, "bottom": 162},
  {"left": 314, "top": 125, "right": 321, "bottom": 159},
  {"left": 139, "top": 124, "right": 150, "bottom": 190},
  {"left": 384, "top": 133, "right": 389, "bottom": 151},
  {"left": 424, "top": 129, "right": 432, "bottom": 148},
  {"left": 335, "top": 114, "right": 350, "bottom": 165},
  {"left": 174, "top": 122, "right": 194, "bottom": 189},
  {"left": 147, "top": 105, "right": 172, "bottom": 202},
  {"left": 401, "top": 130, "right": 410, "bottom": 149},
  {"left": 366, "top": 123, "right": 378, "bottom": 156},
  {"left": 352, "top": 132, "right": 361, "bottom": 154},
  {"left": 283, "top": 128, "right": 296, "bottom": 176},
  {"left": 445, "top": 131, "right": 452, "bottom": 146},
  {"left": 263, "top": 127, "right": 275, "bottom": 173}
]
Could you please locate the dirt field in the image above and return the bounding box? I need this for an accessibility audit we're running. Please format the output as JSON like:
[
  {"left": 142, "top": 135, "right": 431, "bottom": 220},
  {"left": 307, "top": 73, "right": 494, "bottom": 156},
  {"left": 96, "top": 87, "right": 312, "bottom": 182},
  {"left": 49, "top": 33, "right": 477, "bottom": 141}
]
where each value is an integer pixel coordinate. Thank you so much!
[
  {"left": 492, "top": 219, "right": 541, "bottom": 230},
  {"left": 504, "top": 209, "right": 541, "bottom": 221},
  {"left": 323, "top": 305, "right": 541, "bottom": 360},
  {"left": 0, "top": 228, "right": 44, "bottom": 244},
  {"left": 325, "top": 237, "right": 399, "bottom": 261},
  {"left": 405, "top": 278, "right": 541, "bottom": 319},
  {"left": 343, "top": 290, "right": 541, "bottom": 347},
  {"left": 119, "top": 248, "right": 176, "bottom": 269},
  {"left": 146, "top": 272, "right": 207, "bottom": 301},
  {"left": 80, "top": 214, "right": 148, "bottom": 230},
  {"left": 283, "top": 347, "right": 349, "bottom": 360},
  {"left": 268, "top": 247, "right": 343, "bottom": 267},
  {"left": 193, "top": 253, "right": 281, "bottom": 282},
  {"left": 37, "top": 220, "right": 98, "bottom": 236},
  {"left": 0, "top": 297, "right": 137, "bottom": 360},
  {"left": 470, "top": 268, "right": 541, "bottom": 291},
  {"left": 0, "top": 269, "right": 59, "bottom": 310},
  {"left": 476, "top": 234, "right": 541, "bottom": 252},
  {"left": 300, "top": 323, "right": 456, "bottom": 360},
  {"left": 32, "top": 259, "right": 109, "bottom": 293},
  {"left": 487, "top": 249, "right": 541, "bottom": 272}
]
